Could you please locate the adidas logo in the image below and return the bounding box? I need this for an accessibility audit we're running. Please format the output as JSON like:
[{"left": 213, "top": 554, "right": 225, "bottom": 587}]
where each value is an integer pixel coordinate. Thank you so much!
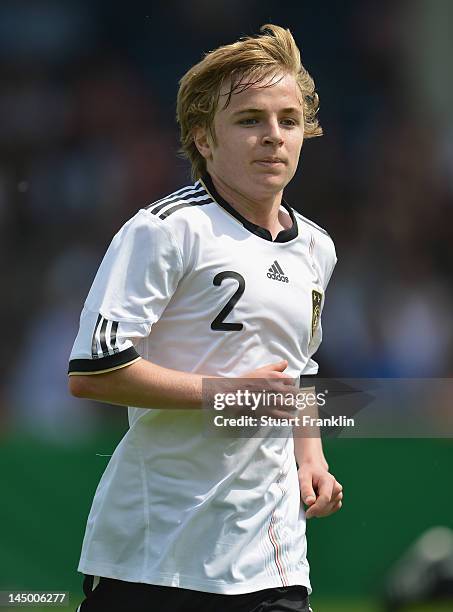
[{"left": 267, "top": 260, "right": 289, "bottom": 283}]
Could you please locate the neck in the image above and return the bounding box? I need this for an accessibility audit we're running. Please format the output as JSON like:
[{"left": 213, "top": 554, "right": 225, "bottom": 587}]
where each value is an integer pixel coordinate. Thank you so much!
[{"left": 208, "top": 172, "right": 289, "bottom": 240}]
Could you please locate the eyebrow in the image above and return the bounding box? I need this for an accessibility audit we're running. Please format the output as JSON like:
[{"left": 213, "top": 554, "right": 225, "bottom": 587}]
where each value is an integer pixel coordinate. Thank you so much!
[{"left": 231, "top": 107, "right": 303, "bottom": 117}]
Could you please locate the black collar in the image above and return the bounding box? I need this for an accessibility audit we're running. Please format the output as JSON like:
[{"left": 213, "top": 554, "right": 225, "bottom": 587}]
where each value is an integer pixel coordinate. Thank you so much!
[{"left": 201, "top": 173, "right": 298, "bottom": 243}]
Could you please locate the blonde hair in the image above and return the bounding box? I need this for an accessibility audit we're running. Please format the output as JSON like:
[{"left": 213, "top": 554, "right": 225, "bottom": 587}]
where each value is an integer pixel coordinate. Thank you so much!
[{"left": 176, "top": 24, "right": 322, "bottom": 180}]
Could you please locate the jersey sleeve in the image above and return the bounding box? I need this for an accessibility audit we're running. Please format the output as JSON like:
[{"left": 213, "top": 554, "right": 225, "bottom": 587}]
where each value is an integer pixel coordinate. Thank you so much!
[
  {"left": 300, "top": 332, "right": 322, "bottom": 376},
  {"left": 68, "top": 210, "right": 183, "bottom": 376},
  {"left": 301, "top": 234, "right": 337, "bottom": 377}
]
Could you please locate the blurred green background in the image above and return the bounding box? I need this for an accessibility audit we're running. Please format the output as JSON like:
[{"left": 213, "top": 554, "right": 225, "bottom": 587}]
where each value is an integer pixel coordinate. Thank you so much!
[{"left": 2, "top": 433, "right": 452, "bottom": 610}]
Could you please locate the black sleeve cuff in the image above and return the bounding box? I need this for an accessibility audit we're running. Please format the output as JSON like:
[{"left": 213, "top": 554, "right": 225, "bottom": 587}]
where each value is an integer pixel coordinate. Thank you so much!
[{"left": 68, "top": 346, "right": 141, "bottom": 375}]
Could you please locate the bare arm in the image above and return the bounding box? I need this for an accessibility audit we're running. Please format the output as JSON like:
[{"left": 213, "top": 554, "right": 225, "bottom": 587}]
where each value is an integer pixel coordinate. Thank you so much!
[
  {"left": 69, "top": 358, "right": 207, "bottom": 410},
  {"left": 293, "top": 387, "right": 343, "bottom": 518},
  {"left": 293, "top": 387, "right": 328, "bottom": 468},
  {"left": 69, "top": 357, "right": 290, "bottom": 410},
  {"left": 294, "top": 434, "right": 328, "bottom": 470}
]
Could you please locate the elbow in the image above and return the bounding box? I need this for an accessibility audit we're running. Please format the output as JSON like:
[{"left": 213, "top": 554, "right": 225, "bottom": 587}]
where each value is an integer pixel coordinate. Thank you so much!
[{"left": 68, "top": 375, "right": 94, "bottom": 399}]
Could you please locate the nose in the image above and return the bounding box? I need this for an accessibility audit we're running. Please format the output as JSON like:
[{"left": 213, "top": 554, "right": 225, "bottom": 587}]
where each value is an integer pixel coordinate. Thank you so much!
[{"left": 262, "top": 118, "right": 283, "bottom": 146}]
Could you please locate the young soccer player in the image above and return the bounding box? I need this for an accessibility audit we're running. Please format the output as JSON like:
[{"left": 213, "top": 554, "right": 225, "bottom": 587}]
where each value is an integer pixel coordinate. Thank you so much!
[{"left": 69, "top": 24, "right": 342, "bottom": 612}]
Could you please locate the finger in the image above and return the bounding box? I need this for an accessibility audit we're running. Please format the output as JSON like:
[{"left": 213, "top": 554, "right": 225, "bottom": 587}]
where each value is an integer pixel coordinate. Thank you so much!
[
  {"left": 317, "top": 474, "right": 335, "bottom": 504},
  {"left": 332, "top": 479, "right": 343, "bottom": 496},
  {"left": 316, "top": 474, "right": 333, "bottom": 512},
  {"left": 305, "top": 502, "right": 321, "bottom": 519},
  {"left": 299, "top": 474, "right": 316, "bottom": 506},
  {"left": 261, "top": 361, "right": 288, "bottom": 375},
  {"left": 330, "top": 479, "right": 343, "bottom": 502},
  {"left": 321, "top": 500, "right": 343, "bottom": 517},
  {"left": 272, "top": 360, "right": 288, "bottom": 372},
  {"left": 306, "top": 494, "right": 331, "bottom": 517},
  {"left": 331, "top": 490, "right": 343, "bottom": 503},
  {"left": 269, "top": 385, "right": 299, "bottom": 400},
  {"left": 266, "top": 371, "right": 292, "bottom": 380},
  {"left": 306, "top": 499, "right": 342, "bottom": 519},
  {"left": 306, "top": 484, "right": 334, "bottom": 517},
  {"left": 268, "top": 382, "right": 300, "bottom": 399}
]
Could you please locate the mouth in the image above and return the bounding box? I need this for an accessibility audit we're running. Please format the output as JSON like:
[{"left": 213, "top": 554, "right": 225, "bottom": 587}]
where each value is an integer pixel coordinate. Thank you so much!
[{"left": 254, "top": 158, "right": 286, "bottom": 166}]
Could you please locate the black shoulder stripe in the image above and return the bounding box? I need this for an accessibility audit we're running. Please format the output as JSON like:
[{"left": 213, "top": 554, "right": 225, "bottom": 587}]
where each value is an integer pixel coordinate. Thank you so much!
[
  {"left": 159, "top": 201, "right": 204, "bottom": 219},
  {"left": 110, "top": 321, "right": 119, "bottom": 354},
  {"left": 91, "top": 314, "right": 102, "bottom": 359},
  {"left": 156, "top": 181, "right": 200, "bottom": 203},
  {"left": 92, "top": 315, "right": 120, "bottom": 359},
  {"left": 145, "top": 184, "right": 202, "bottom": 211},
  {"left": 148, "top": 191, "right": 208, "bottom": 216},
  {"left": 148, "top": 198, "right": 179, "bottom": 216},
  {"left": 68, "top": 346, "right": 140, "bottom": 374},
  {"left": 99, "top": 317, "right": 109, "bottom": 357},
  {"left": 159, "top": 202, "right": 191, "bottom": 219},
  {"left": 148, "top": 184, "right": 198, "bottom": 207},
  {"left": 159, "top": 198, "right": 214, "bottom": 219}
]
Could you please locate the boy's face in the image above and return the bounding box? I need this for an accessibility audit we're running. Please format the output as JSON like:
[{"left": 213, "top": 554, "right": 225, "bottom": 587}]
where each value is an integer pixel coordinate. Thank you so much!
[{"left": 194, "top": 71, "right": 305, "bottom": 201}]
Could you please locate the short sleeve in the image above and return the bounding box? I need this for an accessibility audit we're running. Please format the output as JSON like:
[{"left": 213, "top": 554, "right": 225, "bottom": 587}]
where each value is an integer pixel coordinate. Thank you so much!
[
  {"left": 68, "top": 210, "right": 183, "bottom": 375},
  {"left": 300, "top": 319, "right": 322, "bottom": 376},
  {"left": 301, "top": 235, "right": 337, "bottom": 377}
]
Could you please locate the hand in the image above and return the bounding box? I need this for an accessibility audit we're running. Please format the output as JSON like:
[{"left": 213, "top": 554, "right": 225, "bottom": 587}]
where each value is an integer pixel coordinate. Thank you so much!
[
  {"left": 298, "top": 461, "right": 343, "bottom": 519},
  {"left": 243, "top": 360, "right": 291, "bottom": 380},
  {"left": 240, "top": 360, "right": 301, "bottom": 419}
]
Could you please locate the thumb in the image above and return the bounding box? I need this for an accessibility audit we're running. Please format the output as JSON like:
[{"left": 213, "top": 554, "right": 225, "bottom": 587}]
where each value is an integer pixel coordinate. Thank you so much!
[{"left": 300, "top": 477, "right": 316, "bottom": 506}]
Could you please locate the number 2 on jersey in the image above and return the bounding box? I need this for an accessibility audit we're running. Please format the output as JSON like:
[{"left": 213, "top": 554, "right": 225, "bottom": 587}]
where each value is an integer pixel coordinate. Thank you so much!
[{"left": 211, "top": 271, "right": 245, "bottom": 331}]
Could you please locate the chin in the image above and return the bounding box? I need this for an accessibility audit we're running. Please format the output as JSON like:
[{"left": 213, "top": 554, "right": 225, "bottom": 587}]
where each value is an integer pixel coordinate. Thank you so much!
[{"left": 253, "top": 175, "right": 287, "bottom": 193}]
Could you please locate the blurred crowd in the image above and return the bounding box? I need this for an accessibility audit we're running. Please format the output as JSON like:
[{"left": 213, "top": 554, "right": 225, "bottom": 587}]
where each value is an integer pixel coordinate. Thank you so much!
[{"left": 2, "top": 0, "right": 452, "bottom": 440}]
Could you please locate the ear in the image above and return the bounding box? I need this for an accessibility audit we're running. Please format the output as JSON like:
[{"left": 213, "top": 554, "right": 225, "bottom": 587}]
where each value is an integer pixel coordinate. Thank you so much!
[{"left": 193, "top": 125, "right": 213, "bottom": 160}]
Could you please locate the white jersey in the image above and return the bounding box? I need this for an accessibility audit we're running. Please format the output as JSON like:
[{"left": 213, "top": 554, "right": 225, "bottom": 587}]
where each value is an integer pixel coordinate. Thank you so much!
[{"left": 69, "top": 174, "right": 337, "bottom": 594}]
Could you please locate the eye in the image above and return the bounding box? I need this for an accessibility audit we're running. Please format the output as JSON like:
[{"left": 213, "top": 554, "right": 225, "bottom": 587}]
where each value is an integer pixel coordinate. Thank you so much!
[
  {"left": 280, "top": 118, "right": 298, "bottom": 127},
  {"left": 238, "top": 118, "right": 258, "bottom": 126}
]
